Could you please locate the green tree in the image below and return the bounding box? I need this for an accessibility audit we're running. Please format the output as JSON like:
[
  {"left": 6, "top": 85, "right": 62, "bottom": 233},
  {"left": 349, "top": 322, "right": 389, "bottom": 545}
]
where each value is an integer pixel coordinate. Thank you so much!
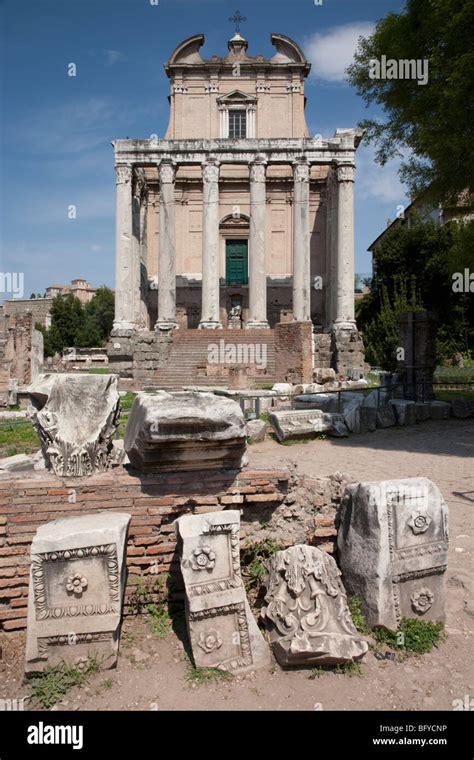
[
  {"left": 347, "top": 0, "right": 474, "bottom": 209},
  {"left": 357, "top": 219, "right": 474, "bottom": 366},
  {"left": 83, "top": 287, "right": 115, "bottom": 343},
  {"left": 38, "top": 288, "right": 115, "bottom": 356}
]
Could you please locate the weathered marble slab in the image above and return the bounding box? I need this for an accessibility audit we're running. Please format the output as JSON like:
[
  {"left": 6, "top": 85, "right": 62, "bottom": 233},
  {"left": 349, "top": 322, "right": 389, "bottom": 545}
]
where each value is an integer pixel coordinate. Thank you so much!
[
  {"left": 338, "top": 478, "right": 448, "bottom": 630},
  {"left": 415, "top": 402, "right": 431, "bottom": 422},
  {"left": 124, "top": 391, "right": 247, "bottom": 472},
  {"left": 451, "top": 397, "right": 474, "bottom": 418},
  {"left": 28, "top": 373, "right": 122, "bottom": 477},
  {"left": 429, "top": 400, "right": 451, "bottom": 420},
  {"left": 262, "top": 545, "right": 368, "bottom": 666},
  {"left": 269, "top": 409, "right": 333, "bottom": 441},
  {"left": 176, "top": 510, "right": 270, "bottom": 673},
  {"left": 376, "top": 404, "right": 397, "bottom": 428},
  {"left": 25, "top": 512, "right": 131, "bottom": 674},
  {"left": 390, "top": 399, "right": 417, "bottom": 426}
]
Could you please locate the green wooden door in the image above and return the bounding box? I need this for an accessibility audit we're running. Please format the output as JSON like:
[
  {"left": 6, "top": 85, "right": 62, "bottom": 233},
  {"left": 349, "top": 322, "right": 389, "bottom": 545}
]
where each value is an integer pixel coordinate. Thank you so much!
[{"left": 226, "top": 240, "right": 248, "bottom": 285}]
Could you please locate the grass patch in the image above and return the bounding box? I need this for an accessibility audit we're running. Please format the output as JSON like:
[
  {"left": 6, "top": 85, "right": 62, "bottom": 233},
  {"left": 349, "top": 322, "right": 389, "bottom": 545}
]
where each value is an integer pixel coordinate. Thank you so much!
[
  {"left": 254, "top": 383, "right": 274, "bottom": 390},
  {"left": 373, "top": 618, "right": 445, "bottom": 655},
  {"left": 240, "top": 538, "right": 284, "bottom": 594},
  {"left": 278, "top": 436, "right": 315, "bottom": 445},
  {"left": 120, "top": 392, "right": 136, "bottom": 411},
  {"left": 29, "top": 660, "right": 100, "bottom": 709},
  {"left": 308, "top": 660, "right": 363, "bottom": 678},
  {"left": 183, "top": 654, "right": 234, "bottom": 686},
  {"left": 88, "top": 368, "right": 111, "bottom": 374},
  {"left": 0, "top": 420, "right": 40, "bottom": 457},
  {"left": 147, "top": 603, "right": 172, "bottom": 637},
  {"left": 348, "top": 596, "right": 371, "bottom": 636},
  {"left": 259, "top": 410, "right": 270, "bottom": 422},
  {"left": 434, "top": 389, "right": 474, "bottom": 402}
]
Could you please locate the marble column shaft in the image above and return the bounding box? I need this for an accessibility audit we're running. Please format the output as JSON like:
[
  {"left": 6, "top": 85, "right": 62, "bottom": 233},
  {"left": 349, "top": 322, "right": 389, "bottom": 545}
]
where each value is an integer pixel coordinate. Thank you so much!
[
  {"left": 156, "top": 161, "right": 178, "bottom": 331},
  {"left": 247, "top": 158, "right": 269, "bottom": 329},
  {"left": 335, "top": 164, "right": 356, "bottom": 326},
  {"left": 292, "top": 160, "right": 311, "bottom": 322},
  {"left": 199, "top": 159, "right": 222, "bottom": 329},
  {"left": 113, "top": 164, "right": 137, "bottom": 334}
]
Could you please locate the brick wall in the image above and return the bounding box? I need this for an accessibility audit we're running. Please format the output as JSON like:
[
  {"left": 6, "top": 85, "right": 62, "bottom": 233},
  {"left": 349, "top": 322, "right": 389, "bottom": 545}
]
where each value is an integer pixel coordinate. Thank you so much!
[
  {"left": 0, "top": 467, "right": 292, "bottom": 632},
  {"left": 274, "top": 321, "right": 313, "bottom": 384}
]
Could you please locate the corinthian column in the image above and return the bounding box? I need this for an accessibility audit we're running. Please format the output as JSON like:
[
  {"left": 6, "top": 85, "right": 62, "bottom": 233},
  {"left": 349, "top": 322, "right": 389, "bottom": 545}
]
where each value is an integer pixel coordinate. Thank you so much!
[
  {"left": 112, "top": 164, "right": 138, "bottom": 334},
  {"left": 247, "top": 157, "right": 269, "bottom": 329},
  {"left": 334, "top": 163, "right": 356, "bottom": 328},
  {"left": 155, "top": 160, "right": 178, "bottom": 332},
  {"left": 292, "top": 159, "right": 311, "bottom": 322},
  {"left": 199, "top": 158, "right": 222, "bottom": 329}
]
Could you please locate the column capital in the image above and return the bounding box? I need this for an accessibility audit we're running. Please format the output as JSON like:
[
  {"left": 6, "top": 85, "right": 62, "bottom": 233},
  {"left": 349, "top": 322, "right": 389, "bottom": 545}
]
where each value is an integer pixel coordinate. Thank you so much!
[
  {"left": 202, "top": 158, "right": 220, "bottom": 184},
  {"left": 249, "top": 157, "right": 267, "bottom": 183},
  {"left": 293, "top": 160, "right": 310, "bottom": 183},
  {"left": 115, "top": 164, "right": 132, "bottom": 185},
  {"left": 336, "top": 163, "right": 356, "bottom": 183},
  {"left": 158, "top": 160, "right": 176, "bottom": 184}
]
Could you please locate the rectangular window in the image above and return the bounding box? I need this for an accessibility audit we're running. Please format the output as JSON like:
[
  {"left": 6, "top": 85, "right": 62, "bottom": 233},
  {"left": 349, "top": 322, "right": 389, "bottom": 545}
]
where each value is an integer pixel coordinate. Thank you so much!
[{"left": 228, "top": 109, "right": 247, "bottom": 139}]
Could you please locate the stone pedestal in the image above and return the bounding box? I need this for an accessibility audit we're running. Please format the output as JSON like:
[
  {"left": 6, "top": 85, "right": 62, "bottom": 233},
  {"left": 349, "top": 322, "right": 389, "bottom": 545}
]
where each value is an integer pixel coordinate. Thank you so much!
[
  {"left": 124, "top": 391, "right": 247, "bottom": 472},
  {"left": 176, "top": 510, "right": 270, "bottom": 673},
  {"left": 25, "top": 513, "right": 131, "bottom": 673},
  {"left": 338, "top": 478, "right": 448, "bottom": 630}
]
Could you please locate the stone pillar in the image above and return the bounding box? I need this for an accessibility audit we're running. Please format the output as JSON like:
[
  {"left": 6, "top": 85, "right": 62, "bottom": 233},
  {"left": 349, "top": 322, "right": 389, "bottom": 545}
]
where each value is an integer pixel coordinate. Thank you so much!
[
  {"left": 292, "top": 159, "right": 311, "bottom": 322},
  {"left": 132, "top": 169, "right": 148, "bottom": 330},
  {"left": 155, "top": 160, "right": 178, "bottom": 332},
  {"left": 247, "top": 157, "right": 269, "bottom": 329},
  {"left": 112, "top": 164, "right": 138, "bottom": 334},
  {"left": 199, "top": 158, "right": 222, "bottom": 329},
  {"left": 334, "top": 164, "right": 356, "bottom": 328}
]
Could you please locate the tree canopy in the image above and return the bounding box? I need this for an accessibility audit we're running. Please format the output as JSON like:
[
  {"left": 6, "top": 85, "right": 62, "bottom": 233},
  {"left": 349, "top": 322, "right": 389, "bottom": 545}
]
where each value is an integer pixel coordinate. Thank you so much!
[
  {"left": 347, "top": 0, "right": 474, "bottom": 209},
  {"left": 37, "top": 287, "right": 115, "bottom": 357}
]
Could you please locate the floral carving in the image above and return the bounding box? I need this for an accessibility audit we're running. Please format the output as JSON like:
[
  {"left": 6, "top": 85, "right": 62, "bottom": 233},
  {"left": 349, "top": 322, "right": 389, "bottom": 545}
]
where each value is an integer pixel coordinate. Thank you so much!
[
  {"left": 65, "top": 573, "right": 88, "bottom": 598},
  {"left": 197, "top": 629, "right": 222, "bottom": 654},
  {"left": 411, "top": 587, "right": 434, "bottom": 614},
  {"left": 407, "top": 510, "right": 432, "bottom": 534},
  {"left": 190, "top": 546, "right": 216, "bottom": 571}
]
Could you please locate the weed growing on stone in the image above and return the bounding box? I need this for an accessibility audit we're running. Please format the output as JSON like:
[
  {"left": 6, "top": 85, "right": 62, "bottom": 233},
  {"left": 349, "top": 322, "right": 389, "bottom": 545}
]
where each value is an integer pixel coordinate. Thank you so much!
[
  {"left": 373, "top": 618, "right": 445, "bottom": 655},
  {"left": 240, "top": 538, "right": 284, "bottom": 593},
  {"left": 348, "top": 596, "right": 371, "bottom": 636},
  {"left": 29, "top": 660, "right": 100, "bottom": 709}
]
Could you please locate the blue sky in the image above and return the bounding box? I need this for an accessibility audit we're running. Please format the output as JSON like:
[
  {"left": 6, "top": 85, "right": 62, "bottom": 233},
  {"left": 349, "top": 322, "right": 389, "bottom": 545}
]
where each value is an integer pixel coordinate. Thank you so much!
[{"left": 0, "top": 0, "right": 409, "bottom": 298}]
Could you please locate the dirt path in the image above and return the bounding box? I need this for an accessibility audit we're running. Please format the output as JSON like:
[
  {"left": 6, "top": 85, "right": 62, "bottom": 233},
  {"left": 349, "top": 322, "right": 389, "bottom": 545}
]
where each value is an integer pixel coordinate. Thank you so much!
[{"left": 1, "top": 418, "right": 473, "bottom": 711}]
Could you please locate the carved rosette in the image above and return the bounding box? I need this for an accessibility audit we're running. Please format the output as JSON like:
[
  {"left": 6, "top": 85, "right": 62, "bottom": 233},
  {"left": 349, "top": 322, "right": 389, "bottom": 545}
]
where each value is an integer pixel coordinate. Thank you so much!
[
  {"left": 336, "top": 164, "right": 356, "bottom": 183},
  {"left": 159, "top": 161, "right": 175, "bottom": 184},
  {"left": 249, "top": 160, "right": 266, "bottom": 184},
  {"left": 115, "top": 165, "right": 132, "bottom": 185},
  {"left": 190, "top": 546, "right": 216, "bottom": 571},
  {"left": 411, "top": 587, "right": 434, "bottom": 614},
  {"left": 197, "top": 628, "right": 222, "bottom": 653},
  {"left": 293, "top": 161, "right": 310, "bottom": 183},
  {"left": 202, "top": 161, "right": 220, "bottom": 184},
  {"left": 407, "top": 510, "right": 432, "bottom": 534}
]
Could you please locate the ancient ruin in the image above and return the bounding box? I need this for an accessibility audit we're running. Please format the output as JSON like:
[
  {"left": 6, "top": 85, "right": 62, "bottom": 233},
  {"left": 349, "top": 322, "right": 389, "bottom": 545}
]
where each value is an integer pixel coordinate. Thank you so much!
[
  {"left": 124, "top": 391, "right": 247, "bottom": 472},
  {"left": 338, "top": 478, "right": 449, "bottom": 630},
  {"left": 262, "top": 544, "right": 368, "bottom": 666},
  {"left": 176, "top": 510, "right": 270, "bottom": 672},
  {"left": 28, "top": 374, "right": 122, "bottom": 477},
  {"left": 25, "top": 513, "right": 131, "bottom": 673}
]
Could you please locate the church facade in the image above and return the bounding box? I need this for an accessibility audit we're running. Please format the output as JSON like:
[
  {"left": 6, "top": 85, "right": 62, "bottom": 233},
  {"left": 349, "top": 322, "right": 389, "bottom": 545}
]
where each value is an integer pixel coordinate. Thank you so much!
[{"left": 110, "top": 32, "right": 365, "bottom": 383}]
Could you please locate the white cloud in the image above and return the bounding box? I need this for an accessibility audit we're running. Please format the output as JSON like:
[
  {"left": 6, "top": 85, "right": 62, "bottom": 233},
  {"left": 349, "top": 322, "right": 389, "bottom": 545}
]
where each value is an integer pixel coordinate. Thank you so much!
[
  {"left": 104, "top": 49, "right": 122, "bottom": 66},
  {"left": 305, "top": 22, "right": 375, "bottom": 83},
  {"left": 356, "top": 143, "right": 410, "bottom": 205}
]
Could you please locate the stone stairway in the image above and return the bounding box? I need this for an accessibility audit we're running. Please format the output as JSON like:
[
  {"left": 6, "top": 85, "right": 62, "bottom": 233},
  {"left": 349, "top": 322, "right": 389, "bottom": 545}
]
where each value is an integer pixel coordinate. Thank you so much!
[{"left": 148, "top": 329, "right": 278, "bottom": 389}]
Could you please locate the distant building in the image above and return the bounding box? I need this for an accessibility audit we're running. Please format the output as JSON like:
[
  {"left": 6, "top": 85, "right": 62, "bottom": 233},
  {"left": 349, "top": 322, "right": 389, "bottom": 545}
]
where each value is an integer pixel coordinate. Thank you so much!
[{"left": 45, "top": 278, "right": 97, "bottom": 304}]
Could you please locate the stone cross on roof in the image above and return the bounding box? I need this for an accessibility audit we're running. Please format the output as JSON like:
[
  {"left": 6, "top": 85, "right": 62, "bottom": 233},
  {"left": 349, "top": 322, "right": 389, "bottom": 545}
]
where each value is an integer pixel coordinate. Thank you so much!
[{"left": 228, "top": 9, "right": 247, "bottom": 33}]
